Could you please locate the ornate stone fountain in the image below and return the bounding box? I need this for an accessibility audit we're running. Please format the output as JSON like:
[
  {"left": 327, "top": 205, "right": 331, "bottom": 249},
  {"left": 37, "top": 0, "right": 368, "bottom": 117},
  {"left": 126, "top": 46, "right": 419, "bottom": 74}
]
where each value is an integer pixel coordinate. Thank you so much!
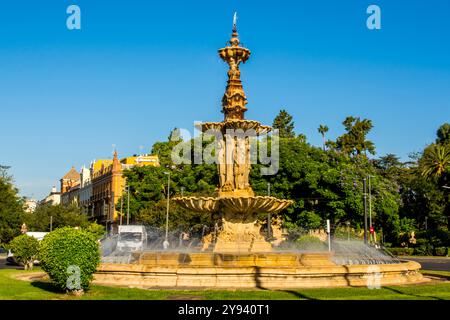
[
  {"left": 173, "top": 19, "right": 293, "bottom": 253},
  {"left": 95, "top": 15, "right": 425, "bottom": 289}
]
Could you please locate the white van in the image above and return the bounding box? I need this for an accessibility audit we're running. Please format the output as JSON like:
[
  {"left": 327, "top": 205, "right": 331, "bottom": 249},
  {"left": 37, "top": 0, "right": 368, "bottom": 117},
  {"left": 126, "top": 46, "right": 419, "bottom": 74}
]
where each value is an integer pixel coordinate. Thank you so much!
[
  {"left": 117, "top": 225, "right": 147, "bottom": 252},
  {"left": 26, "top": 232, "right": 48, "bottom": 241}
]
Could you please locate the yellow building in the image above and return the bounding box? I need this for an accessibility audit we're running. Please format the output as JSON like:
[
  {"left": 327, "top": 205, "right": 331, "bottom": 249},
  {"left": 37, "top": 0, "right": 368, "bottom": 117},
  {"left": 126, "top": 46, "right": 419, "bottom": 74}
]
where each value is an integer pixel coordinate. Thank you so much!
[
  {"left": 60, "top": 151, "right": 159, "bottom": 228},
  {"left": 121, "top": 154, "right": 159, "bottom": 167}
]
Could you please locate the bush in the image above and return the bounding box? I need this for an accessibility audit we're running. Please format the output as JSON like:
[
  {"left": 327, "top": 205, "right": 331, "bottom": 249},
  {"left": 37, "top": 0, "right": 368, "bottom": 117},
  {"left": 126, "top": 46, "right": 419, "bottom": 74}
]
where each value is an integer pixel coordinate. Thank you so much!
[
  {"left": 9, "top": 234, "right": 40, "bottom": 270},
  {"left": 387, "top": 247, "right": 414, "bottom": 256},
  {"left": 294, "top": 235, "right": 327, "bottom": 251},
  {"left": 414, "top": 245, "right": 433, "bottom": 256},
  {"left": 86, "top": 222, "right": 106, "bottom": 240},
  {"left": 39, "top": 227, "right": 100, "bottom": 294},
  {"left": 434, "top": 247, "right": 448, "bottom": 256}
]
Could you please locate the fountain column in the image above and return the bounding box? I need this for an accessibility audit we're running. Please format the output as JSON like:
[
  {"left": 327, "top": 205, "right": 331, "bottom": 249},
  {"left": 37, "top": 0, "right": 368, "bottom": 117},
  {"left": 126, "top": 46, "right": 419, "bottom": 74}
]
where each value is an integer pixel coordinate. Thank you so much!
[{"left": 174, "top": 17, "right": 293, "bottom": 253}]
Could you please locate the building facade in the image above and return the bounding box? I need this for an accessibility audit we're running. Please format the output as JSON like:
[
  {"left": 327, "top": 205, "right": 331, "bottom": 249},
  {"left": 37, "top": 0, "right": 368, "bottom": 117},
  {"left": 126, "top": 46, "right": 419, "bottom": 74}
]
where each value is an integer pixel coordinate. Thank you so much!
[
  {"left": 79, "top": 166, "right": 92, "bottom": 215},
  {"left": 40, "top": 186, "right": 61, "bottom": 206},
  {"left": 59, "top": 151, "right": 159, "bottom": 228},
  {"left": 24, "top": 198, "right": 38, "bottom": 213}
]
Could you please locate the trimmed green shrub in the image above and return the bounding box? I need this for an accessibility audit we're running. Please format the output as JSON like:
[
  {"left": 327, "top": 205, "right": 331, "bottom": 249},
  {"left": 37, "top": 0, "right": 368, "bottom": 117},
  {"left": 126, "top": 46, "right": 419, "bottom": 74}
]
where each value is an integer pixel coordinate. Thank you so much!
[
  {"left": 39, "top": 227, "right": 100, "bottom": 294},
  {"left": 434, "top": 247, "right": 448, "bottom": 256},
  {"left": 387, "top": 247, "right": 414, "bottom": 256},
  {"left": 86, "top": 222, "right": 106, "bottom": 240},
  {"left": 414, "top": 245, "right": 433, "bottom": 256},
  {"left": 295, "top": 235, "right": 327, "bottom": 251},
  {"left": 9, "top": 234, "right": 40, "bottom": 270}
]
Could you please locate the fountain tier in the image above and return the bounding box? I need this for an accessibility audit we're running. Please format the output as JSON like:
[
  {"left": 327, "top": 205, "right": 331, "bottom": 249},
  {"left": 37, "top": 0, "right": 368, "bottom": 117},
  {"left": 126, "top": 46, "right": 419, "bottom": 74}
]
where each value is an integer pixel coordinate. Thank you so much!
[{"left": 174, "top": 195, "right": 292, "bottom": 252}]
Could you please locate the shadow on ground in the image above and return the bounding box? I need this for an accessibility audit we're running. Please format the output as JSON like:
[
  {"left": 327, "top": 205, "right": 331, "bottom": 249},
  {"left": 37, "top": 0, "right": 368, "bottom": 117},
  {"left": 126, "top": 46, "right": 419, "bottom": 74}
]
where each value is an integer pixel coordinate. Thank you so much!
[
  {"left": 422, "top": 272, "right": 450, "bottom": 281},
  {"left": 30, "top": 281, "right": 64, "bottom": 294},
  {"left": 383, "top": 286, "right": 444, "bottom": 300}
]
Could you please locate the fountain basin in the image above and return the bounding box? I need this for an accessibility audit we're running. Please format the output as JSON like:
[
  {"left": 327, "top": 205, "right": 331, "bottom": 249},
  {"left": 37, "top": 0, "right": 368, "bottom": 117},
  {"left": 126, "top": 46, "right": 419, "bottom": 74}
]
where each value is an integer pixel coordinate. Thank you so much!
[
  {"left": 173, "top": 196, "right": 219, "bottom": 213},
  {"left": 173, "top": 196, "right": 293, "bottom": 214},
  {"left": 134, "top": 251, "right": 335, "bottom": 267},
  {"left": 173, "top": 196, "right": 294, "bottom": 253},
  {"left": 94, "top": 252, "right": 425, "bottom": 289}
]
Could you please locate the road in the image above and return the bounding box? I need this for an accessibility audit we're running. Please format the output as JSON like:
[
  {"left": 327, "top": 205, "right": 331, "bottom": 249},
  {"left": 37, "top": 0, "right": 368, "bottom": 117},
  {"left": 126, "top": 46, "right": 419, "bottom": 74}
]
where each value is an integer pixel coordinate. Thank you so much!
[
  {"left": 0, "top": 254, "right": 21, "bottom": 270},
  {"left": 404, "top": 257, "right": 450, "bottom": 272}
]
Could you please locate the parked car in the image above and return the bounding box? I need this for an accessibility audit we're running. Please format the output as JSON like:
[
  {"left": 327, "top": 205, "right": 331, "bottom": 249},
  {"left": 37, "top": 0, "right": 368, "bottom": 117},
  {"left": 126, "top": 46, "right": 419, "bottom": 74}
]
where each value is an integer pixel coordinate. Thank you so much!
[{"left": 6, "top": 250, "right": 16, "bottom": 265}]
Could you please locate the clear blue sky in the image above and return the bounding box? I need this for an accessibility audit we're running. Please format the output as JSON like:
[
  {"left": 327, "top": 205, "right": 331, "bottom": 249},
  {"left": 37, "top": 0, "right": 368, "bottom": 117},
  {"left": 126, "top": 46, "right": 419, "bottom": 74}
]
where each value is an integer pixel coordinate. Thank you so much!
[{"left": 1, "top": 0, "right": 449, "bottom": 199}]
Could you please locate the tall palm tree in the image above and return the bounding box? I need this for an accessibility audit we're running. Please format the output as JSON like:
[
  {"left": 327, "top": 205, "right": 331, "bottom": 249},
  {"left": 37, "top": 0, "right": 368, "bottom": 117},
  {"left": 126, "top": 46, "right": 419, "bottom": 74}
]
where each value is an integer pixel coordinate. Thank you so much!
[
  {"left": 420, "top": 144, "right": 450, "bottom": 180},
  {"left": 318, "top": 125, "right": 329, "bottom": 151}
]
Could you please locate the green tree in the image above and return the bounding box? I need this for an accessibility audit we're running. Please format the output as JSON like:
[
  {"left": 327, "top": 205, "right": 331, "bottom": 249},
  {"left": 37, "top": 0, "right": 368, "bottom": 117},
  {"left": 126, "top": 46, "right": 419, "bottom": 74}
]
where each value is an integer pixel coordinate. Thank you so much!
[
  {"left": 9, "top": 234, "right": 40, "bottom": 270},
  {"left": 373, "top": 153, "right": 406, "bottom": 182},
  {"left": 0, "top": 167, "right": 25, "bottom": 244},
  {"left": 436, "top": 123, "right": 450, "bottom": 145},
  {"left": 336, "top": 116, "right": 375, "bottom": 156},
  {"left": 85, "top": 222, "right": 106, "bottom": 240},
  {"left": 318, "top": 124, "right": 329, "bottom": 151},
  {"left": 273, "top": 109, "right": 295, "bottom": 138},
  {"left": 24, "top": 204, "right": 89, "bottom": 232},
  {"left": 118, "top": 134, "right": 217, "bottom": 231},
  {"left": 420, "top": 144, "right": 450, "bottom": 182}
]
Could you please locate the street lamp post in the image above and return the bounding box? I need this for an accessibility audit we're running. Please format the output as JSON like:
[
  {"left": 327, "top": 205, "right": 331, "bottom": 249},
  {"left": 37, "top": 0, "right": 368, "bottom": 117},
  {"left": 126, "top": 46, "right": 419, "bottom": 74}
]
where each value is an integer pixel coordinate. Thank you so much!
[
  {"left": 368, "top": 175, "right": 374, "bottom": 230},
  {"left": 346, "top": 221, "right": 350, "bottom": 242},
  {"left": 120, "top": 194, "right": 123, "bottom": 225},
  {"left": 326, "top": 219, "right": 331, "bottom": 252},
  {"left": 363, "top": 178, "right": 368, "bottom": 245},
  {"left": 368, "top": 175, "right": 375, "bottom": 244},
  {"left": 163, "top": 172, "right": 171, "bottom": 249},
  {"left": 267, "top": 182, "right": 271, "bottom": 238},
  {"left": 126, "top": 185, "right": 130, "bottom": 225}
]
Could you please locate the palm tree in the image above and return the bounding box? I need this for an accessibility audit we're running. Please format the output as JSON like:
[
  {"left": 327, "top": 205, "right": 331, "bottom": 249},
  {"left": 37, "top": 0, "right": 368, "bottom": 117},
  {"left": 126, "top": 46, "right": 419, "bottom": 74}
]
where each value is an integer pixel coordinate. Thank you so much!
[
  {"left": 318, "top": 125, "right": 329, "bottom": 151},
  {"left": 420, "top": 144, "right": 450, "bottom": 180}
]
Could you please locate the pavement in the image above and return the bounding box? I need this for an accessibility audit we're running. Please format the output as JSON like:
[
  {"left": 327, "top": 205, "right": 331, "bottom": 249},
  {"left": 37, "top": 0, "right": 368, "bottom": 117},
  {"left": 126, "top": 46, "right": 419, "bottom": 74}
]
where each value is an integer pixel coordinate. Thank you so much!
[{"left": 403, "top": 256, "right": 450, "bottom": 272}]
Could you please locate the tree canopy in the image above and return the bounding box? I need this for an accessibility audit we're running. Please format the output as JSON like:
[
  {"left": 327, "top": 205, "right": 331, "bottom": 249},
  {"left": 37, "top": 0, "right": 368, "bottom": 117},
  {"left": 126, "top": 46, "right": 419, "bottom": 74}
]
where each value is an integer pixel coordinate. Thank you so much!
[
  {"left": 0, "top": 167, "right": 25, "bottom": 244},
  {"left": 273, "top": 109, "right": 295, "bottom": 138},
  {"left": 2, "top": 114, "right": 449, "bottom": 251},
  {"left": 23, "top": 204, "right": 90, "bottom": 232},
  {"left": 336, "top": 116, "right": 375, "bottom": 156}
]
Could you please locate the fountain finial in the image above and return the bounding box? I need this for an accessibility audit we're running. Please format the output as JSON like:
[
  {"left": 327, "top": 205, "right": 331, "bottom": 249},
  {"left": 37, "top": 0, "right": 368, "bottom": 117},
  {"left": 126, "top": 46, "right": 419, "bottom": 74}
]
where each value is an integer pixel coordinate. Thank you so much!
[
  {"left": 230, "top": 12, "right": 240, "bottom": 47},
  {"left": 218, "top": 12, "right": 251, "bottom": 120}
]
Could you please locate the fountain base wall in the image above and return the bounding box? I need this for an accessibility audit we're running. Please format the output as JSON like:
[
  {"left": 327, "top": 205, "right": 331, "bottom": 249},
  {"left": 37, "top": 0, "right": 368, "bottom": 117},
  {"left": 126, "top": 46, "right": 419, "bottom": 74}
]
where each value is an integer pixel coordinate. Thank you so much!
[{"left": 94, "top": 252, "right": 425, "bottom": 289}]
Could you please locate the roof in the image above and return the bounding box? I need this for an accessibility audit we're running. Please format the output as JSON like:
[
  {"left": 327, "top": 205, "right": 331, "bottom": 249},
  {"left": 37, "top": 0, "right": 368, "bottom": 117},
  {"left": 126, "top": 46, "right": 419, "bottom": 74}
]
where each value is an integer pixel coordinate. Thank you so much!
[{"left": 62, "top": 166, "right": 80, "bottom": 180}]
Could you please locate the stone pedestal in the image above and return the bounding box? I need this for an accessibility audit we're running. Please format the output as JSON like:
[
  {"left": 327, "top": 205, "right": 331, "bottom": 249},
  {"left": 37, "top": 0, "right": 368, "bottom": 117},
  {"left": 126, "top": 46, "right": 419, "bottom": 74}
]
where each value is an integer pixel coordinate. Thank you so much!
[{"left": 213, "top": 208, "right": 272, "bottom": 253}]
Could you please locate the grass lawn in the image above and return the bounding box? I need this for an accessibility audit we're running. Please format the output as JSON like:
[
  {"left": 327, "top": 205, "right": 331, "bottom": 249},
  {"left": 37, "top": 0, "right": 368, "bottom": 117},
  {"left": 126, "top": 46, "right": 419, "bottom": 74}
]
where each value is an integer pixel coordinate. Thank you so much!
[{"left": 0, "top": 268, "right": 449, "bottom": 300}]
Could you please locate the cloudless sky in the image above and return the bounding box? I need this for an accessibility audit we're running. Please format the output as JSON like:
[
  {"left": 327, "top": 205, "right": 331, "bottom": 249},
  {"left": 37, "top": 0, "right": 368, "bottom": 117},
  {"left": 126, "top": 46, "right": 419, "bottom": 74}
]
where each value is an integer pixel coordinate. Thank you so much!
[{"left": 0, "top": 0, "right": 449, "bottom": 199}]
